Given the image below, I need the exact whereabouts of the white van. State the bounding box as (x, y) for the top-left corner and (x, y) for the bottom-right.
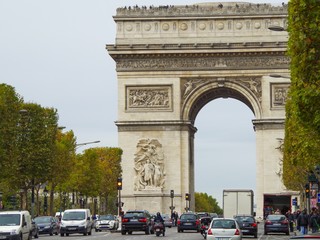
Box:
(0, 210), (32, 240)
(59, 209), (93, 236)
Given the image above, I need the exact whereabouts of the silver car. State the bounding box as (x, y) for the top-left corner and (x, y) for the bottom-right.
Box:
(207, 218), (242, 240)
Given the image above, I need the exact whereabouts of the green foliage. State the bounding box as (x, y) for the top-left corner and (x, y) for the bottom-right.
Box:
(195, 192), (222, 215)
(283, 0), (320, 192)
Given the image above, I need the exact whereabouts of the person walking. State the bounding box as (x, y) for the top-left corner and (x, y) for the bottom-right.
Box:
(309, 209), (320, 233)
(297, 209), (309, 235)
(286, 210), (295, 232)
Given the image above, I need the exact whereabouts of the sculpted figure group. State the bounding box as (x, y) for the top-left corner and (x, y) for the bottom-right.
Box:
(134, 139), (166, 191)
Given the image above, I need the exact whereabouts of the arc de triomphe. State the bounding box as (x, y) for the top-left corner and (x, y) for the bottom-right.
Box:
(107, 2), (293, 218)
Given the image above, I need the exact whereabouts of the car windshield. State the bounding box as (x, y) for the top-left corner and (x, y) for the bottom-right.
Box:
(235, 216), (254, 223)
(62, 212), (85, 220)
(267, 215), (286, 221)
(181, 214), (196, 220)
(124, 212), (144, 218)
(99, 215), (114, 220)
(34, 217), (51, 223)
(212, 220), (236, 229)
(0, 214), (20, 226)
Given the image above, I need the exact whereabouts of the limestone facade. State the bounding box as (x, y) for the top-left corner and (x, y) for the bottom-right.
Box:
(107, 2), (294, 218)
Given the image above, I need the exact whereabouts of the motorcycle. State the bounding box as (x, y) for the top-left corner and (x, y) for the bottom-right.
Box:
(154, 221), (165, 237)
(200, 217), (212, 239)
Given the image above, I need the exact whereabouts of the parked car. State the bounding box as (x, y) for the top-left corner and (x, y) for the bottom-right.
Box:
(264, 214), (289, 235)
(161, 214), (173, 228)
(95, 214), (119, 231)
(31, 220), (39, 238)
(177, 212), (201, 232)
(234, 215), (258, 238)
(34, 216), (59, 236)
(121, 210), (153, 235)
(206, 218), (242, 240)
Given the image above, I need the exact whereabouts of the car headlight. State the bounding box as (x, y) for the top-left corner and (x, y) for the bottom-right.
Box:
(44, 226), (50, 229)
(10, 229), (19, 235)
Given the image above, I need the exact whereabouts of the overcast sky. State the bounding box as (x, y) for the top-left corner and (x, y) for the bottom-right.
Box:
(0, 0), (288, 207)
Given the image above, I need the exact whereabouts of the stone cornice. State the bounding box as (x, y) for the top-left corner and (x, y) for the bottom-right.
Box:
(252, 118), (285, 130)
(116, 120), (197, 133)
(115, 3), (288, 18)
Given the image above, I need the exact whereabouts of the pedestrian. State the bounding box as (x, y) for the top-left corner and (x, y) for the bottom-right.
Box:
(309, 209), (320, 233)
(174, 211), (179, 226)
(286, 210), (295, 232)
(171, 211), (176, 226)
(297, 209), (309, 234)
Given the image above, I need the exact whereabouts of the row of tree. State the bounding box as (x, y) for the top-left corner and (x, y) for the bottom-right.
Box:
(282, 1), (320, 192)
(0, 83), (122, 215)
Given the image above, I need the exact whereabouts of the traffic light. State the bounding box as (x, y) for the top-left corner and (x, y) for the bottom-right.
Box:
(185, 193), (190, 201)
(170, 190), (174, 198)
(305, 184), (310, 198)
(117, 178), (122, 190)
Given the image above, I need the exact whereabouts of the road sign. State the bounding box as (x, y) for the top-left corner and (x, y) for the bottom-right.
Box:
(292, 198), (297, 206)
(317, 193), (320, 203)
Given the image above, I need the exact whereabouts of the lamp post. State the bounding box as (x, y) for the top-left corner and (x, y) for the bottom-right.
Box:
(43, 187), (48, 215)
(0, 192), (3, 210)
(76, 141), (100, 149)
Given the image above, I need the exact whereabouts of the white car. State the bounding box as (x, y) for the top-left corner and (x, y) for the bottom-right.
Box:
(206, 218), (242, 240)
(95, 214), (119, 231)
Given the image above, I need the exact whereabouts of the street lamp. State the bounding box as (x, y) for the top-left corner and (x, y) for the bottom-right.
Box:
(0, 192), (3, 210)
(76, 141), (100, 149)
(43, 187), (48, 215)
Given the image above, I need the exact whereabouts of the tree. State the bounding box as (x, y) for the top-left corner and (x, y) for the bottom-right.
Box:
(195, 192), (222, 215)
(0, 84), (23, 204)
(283, 0), (320, 191)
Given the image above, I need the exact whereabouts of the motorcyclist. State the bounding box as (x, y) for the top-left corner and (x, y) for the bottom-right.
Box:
(154, 212), (165, 232)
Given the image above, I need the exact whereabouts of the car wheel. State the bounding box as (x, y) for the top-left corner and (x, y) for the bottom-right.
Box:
(121, 230), (126, 235)
(128, 231), (132, 234)
(66, 233), (69, 236)
(50, 230), (53, 236)
(286, 231), (289, 235)
(264, 231), (268, 235)
(95, 228), (98, 232)
(145, 226), (150, 235)
(60, 233), (64, 237)
(254, 234), (258, 238)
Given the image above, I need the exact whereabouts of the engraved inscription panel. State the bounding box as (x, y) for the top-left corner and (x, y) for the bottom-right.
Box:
(126, 85), (172, 111)
(271, 83), (290, 108)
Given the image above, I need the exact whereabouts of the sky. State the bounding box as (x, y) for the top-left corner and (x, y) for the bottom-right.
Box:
(0, 0), (288, 207)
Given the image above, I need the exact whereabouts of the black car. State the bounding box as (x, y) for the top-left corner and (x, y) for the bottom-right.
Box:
(121, 210), (153, 235)
(177, 212), (201, 232)
(234, 215), (258, 238)
(264, 214), (289, 235)
(34, 216), (59, 236)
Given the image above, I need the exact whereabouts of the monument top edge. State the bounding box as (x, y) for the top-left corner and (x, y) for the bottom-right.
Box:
(115, 2), (288, 17)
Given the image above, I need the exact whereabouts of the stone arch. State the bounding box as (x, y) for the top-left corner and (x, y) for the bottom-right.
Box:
(181, 79), (262, 122)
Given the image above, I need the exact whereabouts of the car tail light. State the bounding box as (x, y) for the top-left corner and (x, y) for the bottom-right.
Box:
(122, 218), (129, 222)
(265, 220), (272, 225)
(281, 220), (289, 225)
(177, 219), (181, 225)
(207, 228), (212, 235)
(251, 223), (257, 227)
(139, 218), (147, 223)
(234, 228), (240, 235)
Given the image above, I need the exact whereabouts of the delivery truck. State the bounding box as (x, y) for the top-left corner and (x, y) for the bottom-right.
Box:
(223, 189), (254, 218)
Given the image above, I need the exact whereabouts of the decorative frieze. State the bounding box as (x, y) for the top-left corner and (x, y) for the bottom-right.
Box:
(134, 139), (166, 191)
(271, 83), (290, 108)
(126, 85), (172, 111)
(117, 55), (289, 72)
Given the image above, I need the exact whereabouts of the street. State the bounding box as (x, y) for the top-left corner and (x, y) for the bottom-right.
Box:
(35, 223), (296, 240)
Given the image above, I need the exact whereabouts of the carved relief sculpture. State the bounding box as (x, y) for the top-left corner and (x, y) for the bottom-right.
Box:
(134, 139), (166, 191)
(126, 85), (172, 111)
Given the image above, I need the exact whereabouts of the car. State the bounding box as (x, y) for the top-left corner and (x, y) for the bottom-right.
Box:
(95, 214), (119, 231)
(31, 220), (39, 238)
(34, 216), (59, 236)
(161, 214), (173, 228)
(60, 208), (93, 236)
(121, 210), (153, 235)
(264, 214), (289, 235)
(206, 218), (242, 240)
(234, 215), (258, 238)
(198, 212), (210, 218)
(0, 210), (33, 240)
(177, 212), (201, 232)
(209, 213), (219, 219)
